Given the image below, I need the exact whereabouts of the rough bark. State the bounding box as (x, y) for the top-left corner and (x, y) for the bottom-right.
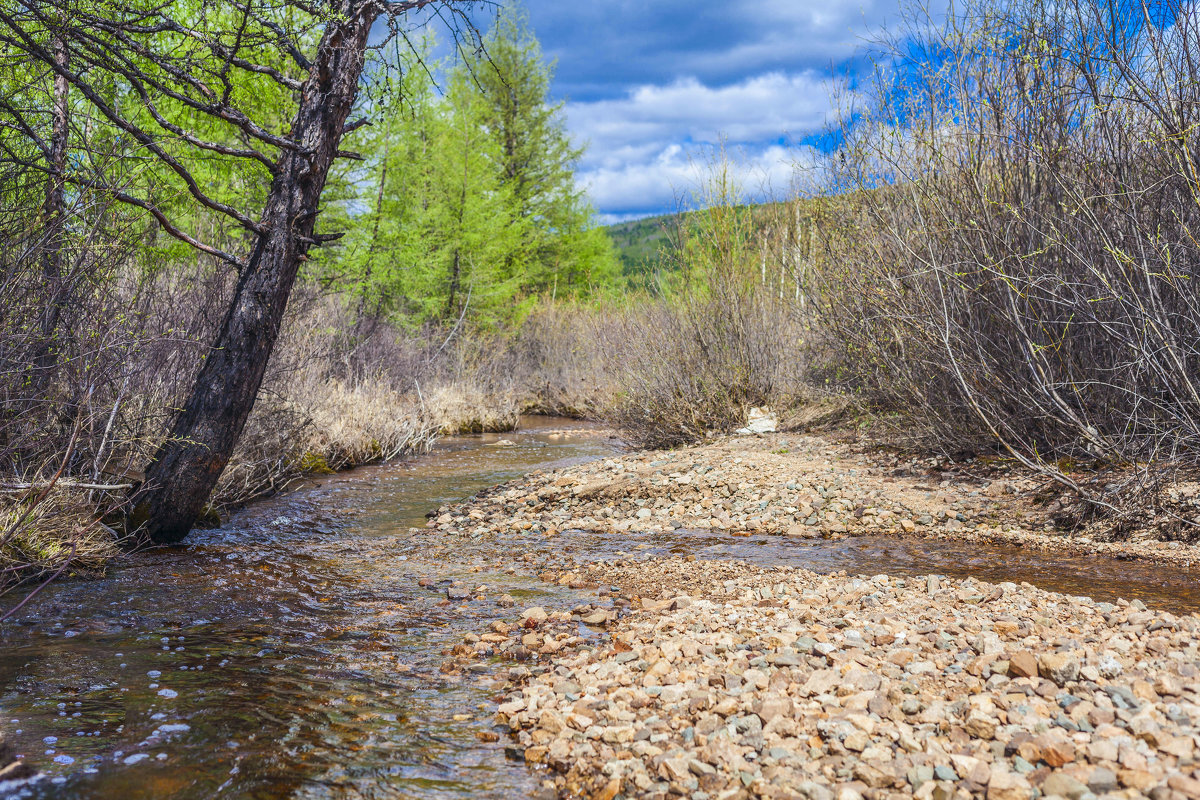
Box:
(134, 2), (377, 543)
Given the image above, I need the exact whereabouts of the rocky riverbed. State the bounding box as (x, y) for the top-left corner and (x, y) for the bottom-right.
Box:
(424, 432), (1200, 799)
(425, 432), (1200, 567)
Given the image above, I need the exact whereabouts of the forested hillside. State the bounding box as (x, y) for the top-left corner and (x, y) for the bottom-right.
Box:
(604, 213), (675, 283)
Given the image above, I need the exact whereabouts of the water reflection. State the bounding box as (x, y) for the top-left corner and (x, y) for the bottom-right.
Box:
(552, 528), (1200, 612)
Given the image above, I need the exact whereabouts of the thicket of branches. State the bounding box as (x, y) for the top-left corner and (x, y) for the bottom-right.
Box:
(811, 0), (1200, 518)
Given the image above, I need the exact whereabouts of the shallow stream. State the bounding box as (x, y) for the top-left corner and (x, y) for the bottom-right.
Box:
(2, 418), (1198, 799)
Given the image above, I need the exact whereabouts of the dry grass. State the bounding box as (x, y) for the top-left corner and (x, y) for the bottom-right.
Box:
(212, 376), (442, 509)
(422, 381), (520, 435)
(501, 303), (621, 418)
(0, 489), (122, 601)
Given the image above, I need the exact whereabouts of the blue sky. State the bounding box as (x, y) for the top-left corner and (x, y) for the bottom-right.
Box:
(476, 1), (902, 221)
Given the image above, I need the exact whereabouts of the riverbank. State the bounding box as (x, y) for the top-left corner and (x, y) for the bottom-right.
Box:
(0, 419), (620, 798)
(423, 431), (1200, 799)
(0, 382), (525, 597)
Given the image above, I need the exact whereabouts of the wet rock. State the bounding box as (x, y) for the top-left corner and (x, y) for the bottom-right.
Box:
(580, 610), (609, 625)
(520, 607), (548, 624)
(426, 432), (1200, 800)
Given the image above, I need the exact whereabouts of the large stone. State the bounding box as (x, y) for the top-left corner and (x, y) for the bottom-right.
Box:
(594, 778), (622, 800)
(1118, 769), (1158, 791)
(520, 607), (548, 624)
(988, 769), (1033, 800)
(1097, 653), (1123, 679)
(659, 755), (691, 782)
(1039, 737), (1076, 768)
(538, 709), (566, 734)
(1039, 652), (1080, 686)
(1042, 772), (1089, 800)
(852, 762), (895, 789)
(1087, 767), (1119, 795)
(965, 712), (998, 740)
(796, 782), (835, 800)
(756, 693), (793, 724)
(1169, 774), (1200, 799)
(1008, 651), (1038, 678)
(642, 658), (672, 686)
(736, 407), (778, 434)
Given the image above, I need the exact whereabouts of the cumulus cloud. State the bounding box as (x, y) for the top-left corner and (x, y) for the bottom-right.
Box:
(495, 0), (917, 217)
(583, 144), (818, 222)
(571, 72), (835, 158)
(521, 0), (901, 102)
(567, 72), (836, 218)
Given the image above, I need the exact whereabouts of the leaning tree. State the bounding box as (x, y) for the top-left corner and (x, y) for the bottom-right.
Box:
(0, 0), (485, 542)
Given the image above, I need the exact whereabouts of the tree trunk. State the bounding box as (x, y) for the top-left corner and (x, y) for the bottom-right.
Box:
(32, 34), (69, 391)
(134, 2), (376, 544)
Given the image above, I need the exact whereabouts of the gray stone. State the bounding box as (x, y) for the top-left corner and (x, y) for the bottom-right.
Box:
(933, 765), (958, 782)
(1042, 773), (1089, 800)
(1087, 768), (1119, 794)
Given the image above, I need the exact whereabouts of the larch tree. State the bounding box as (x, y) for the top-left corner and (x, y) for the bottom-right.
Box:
(463, 9), (616, 297)
(0, 0), (484, 543)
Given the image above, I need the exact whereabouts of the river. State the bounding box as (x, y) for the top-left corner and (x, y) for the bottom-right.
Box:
(2, 417), (1197, 799)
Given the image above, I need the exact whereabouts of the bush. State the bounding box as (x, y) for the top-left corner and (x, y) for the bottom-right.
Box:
(807, 0), (1200, 518)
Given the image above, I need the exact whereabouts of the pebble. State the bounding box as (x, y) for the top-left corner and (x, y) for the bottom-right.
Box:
(476, 555), (1200, 799)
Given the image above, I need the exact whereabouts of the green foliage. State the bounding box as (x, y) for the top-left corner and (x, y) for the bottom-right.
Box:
(605, 213), (676, 286)
(316, 9), (617, 330)
(604, 198), (821, 294)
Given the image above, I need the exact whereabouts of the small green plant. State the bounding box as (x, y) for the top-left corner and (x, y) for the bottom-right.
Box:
(296, 452), (334, 475)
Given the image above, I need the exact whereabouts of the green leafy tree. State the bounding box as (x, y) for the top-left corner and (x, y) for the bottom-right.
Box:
(458, 8), (617, 299)
(407, 62), (530, 325)
(324, 15), (615, 329)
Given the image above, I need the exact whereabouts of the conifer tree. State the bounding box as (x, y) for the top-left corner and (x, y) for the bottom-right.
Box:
(461, 8), (616, 298)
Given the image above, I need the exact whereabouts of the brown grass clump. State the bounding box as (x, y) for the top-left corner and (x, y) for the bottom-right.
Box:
(423, 382), (520, 435)
(0, 489), (122, 597)
(212, 376), (441, 509)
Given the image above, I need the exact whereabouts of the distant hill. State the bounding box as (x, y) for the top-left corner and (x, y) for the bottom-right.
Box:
(604, 213), (677, 284)
(604, 203), (799, 287)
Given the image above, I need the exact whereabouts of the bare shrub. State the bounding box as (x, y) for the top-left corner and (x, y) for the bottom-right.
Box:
(603, 293), (805, 448)
(598, 166), (811, 447)
(500, 302), (621, 418)
(812, 0), (1200, 525)
(0, 232), (520, 598)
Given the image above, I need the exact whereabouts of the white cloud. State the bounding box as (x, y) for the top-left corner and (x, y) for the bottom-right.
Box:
(570, 72), (836, 164)
(567, 71), (838, 216)
(581, 143), (816, 220)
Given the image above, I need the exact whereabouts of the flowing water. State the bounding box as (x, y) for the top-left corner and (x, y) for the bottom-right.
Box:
(2, 418), (1199, 799)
